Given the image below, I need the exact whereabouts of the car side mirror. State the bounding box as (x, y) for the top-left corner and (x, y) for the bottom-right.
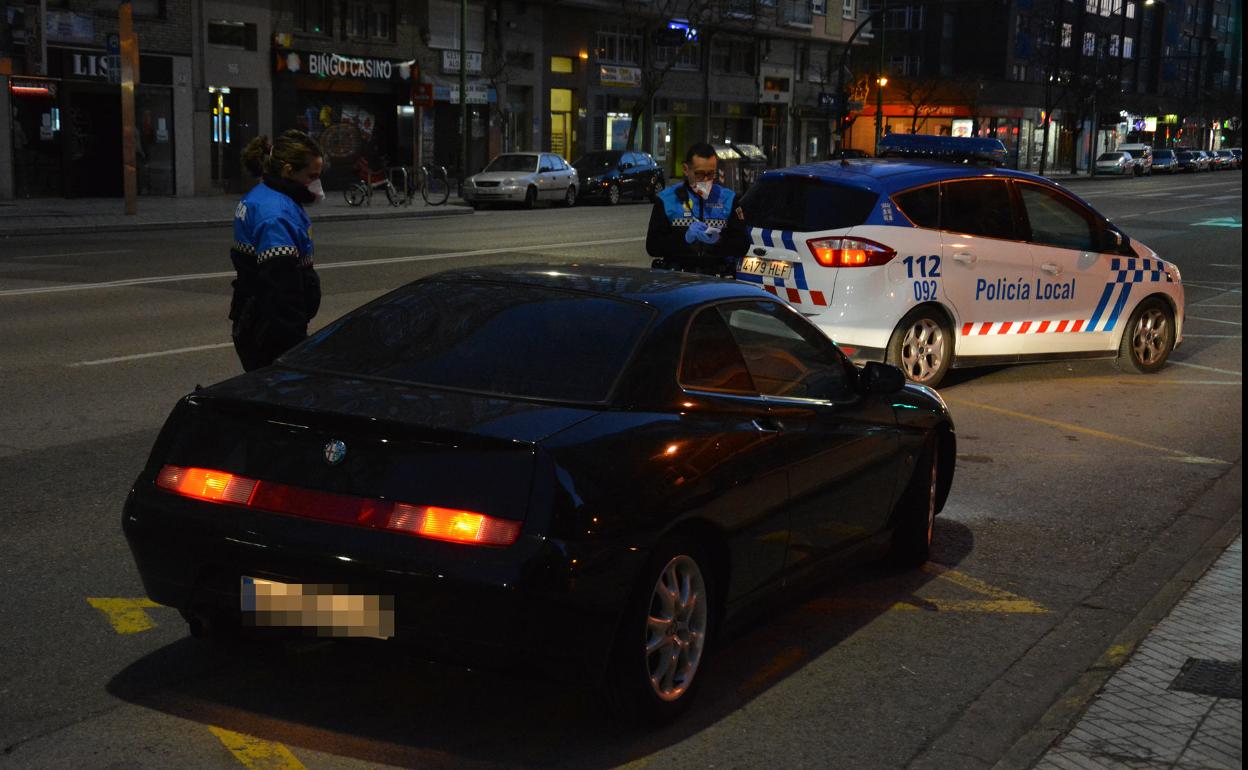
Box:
(1103, 228), (1128, 253)
(860, 361), (907, 395)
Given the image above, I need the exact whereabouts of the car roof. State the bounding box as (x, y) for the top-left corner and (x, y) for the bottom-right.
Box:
(425, 263), (772, 312)
(757, 159), (1065, 196)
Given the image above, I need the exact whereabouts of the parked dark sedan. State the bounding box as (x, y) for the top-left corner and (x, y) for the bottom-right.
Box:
(1174, 151), (1203, 172)
(573, 150), (665, 204)
(122, 265), (955, 723)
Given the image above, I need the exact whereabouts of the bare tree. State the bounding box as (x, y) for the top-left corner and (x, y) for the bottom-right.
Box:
(894, 75), (947, 134)
(616, 0), (720, 150)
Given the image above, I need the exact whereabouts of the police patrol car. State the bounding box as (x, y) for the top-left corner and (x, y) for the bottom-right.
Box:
(736, 135), (1184, 387)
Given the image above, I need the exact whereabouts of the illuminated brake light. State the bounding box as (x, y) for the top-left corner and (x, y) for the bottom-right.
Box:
(155, 465), (521, 547)
(389, 503), (521, 547)
(156, 465), (257, 505)
(807, 237), (897, 268)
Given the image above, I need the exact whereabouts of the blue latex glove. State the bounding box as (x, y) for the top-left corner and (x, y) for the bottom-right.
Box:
(696, 225), (721, 245)
(685, 220), (708, 244)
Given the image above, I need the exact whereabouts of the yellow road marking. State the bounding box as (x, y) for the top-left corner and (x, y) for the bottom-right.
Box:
(946, 397), (1230, 465)
(86, 597), (161, 634)
(209, 726), (307, 770)
(809, 564), (1050, 615)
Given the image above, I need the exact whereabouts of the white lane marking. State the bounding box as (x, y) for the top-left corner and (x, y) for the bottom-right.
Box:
(1183, 334), (1242, 339)
(1183, 281), (1242, 292)
(72, 342), (235, 366)
(1210, 195), (1242, 201)
(0, 236), (646, 298)
(1186, 315), (1242, 326)
(1168, 361), (1243, 376)
(1078, 180), (1241, 195)
(1115, 201), (1242, 220)
(6, 249), (134, 260)
(1209, 264), (1242, 269)
(1191, 303), (1242, 308)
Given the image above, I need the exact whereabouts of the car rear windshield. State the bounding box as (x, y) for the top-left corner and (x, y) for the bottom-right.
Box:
(1097, 153), (1124, 161)
(485, 155), (537, 172)
(573, 152), (621, 172)
(740, 176), (879, 233)
(1153, 150), (1175, 158)
(283, 280), (655, 403)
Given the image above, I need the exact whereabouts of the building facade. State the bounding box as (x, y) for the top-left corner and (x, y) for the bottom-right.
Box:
(2, 0), (194, 198)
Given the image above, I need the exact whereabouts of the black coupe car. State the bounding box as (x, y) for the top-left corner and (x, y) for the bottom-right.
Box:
(123, 265), (955, 723)
(573, 150), (665, 205)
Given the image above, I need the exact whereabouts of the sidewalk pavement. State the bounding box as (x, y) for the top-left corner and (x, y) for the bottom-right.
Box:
(0, 189), (471, 237)
(1033, 535), (1242, 770)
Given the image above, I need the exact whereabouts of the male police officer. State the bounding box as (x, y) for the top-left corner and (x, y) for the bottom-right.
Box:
(647, 142), (749, 276)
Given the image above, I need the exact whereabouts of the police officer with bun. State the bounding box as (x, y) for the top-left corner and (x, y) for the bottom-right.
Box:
(647, 142), (749, 277)
(230, 130), (325, 372)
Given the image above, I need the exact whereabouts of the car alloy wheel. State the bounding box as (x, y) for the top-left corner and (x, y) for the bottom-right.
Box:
(889, 439), (939, 567)
(1117, 297), (1174, 374)
(607, 184), (621, 205)
(645, 554), (708, 702)
(898, 317), (947, 385)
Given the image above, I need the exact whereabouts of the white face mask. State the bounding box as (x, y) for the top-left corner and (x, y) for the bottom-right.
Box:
(692, 180), (713, 199)
(305, 178), (325, 205)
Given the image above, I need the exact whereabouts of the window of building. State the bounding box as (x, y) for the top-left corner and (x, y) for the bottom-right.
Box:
(1098, 0), (1111, 15)
(1126, 1), (1135, 19)
(1123, 37), (1133, 58)
(712, 39), (755, 75)
(550, 56), (574, 74)
(345, 0), (394, 41)
(885, 5), (924, 30)
(1085, 0), (1098, 13)
(207, 20), (258, 51)
(1083, 31), (1096, 56)
(296, 0), (331, 35)
(429, 0), (485, 51)
(655, 41), (700, 71)
(1061, 22), (1073, 47)
(596, 26), (642, 65)
(1109, 34), (1119, 57)
(1111, 0), (1123, 14)
(506, 51), (535, 70)
(812, 0), (826, 15)
(843, 0), (855, 18)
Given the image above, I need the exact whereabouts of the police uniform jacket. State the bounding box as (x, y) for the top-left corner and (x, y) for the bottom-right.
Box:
(645, 181), (750, 271)
(229, 177), (322, 349)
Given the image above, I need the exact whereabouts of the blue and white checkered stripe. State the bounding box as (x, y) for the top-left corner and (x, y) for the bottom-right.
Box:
(1087, 257), (1173, 333)
(749, 227), (800, 253)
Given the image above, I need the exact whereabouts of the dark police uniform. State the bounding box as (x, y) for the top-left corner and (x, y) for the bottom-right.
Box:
(646, 181), (750, 276)
(229, 178), (321, 371)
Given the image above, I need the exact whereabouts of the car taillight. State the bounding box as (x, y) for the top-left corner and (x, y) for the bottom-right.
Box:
(155, 465), (521, 547)
(807, 237), (897, 268)
(390, 504), (522, 547)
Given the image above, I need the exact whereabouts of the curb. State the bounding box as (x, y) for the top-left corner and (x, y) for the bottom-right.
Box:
(989, 472), (1244, 770)
(0, 204), (474, 237)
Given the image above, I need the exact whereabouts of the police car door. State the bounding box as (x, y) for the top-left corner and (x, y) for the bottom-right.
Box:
(1014, 181), (1127, 354)
(938, 178), (1037, 357)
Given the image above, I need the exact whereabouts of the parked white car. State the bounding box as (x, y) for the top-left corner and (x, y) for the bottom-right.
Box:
(463, 152), (579, 209)
(1095, 151), (1136, 176)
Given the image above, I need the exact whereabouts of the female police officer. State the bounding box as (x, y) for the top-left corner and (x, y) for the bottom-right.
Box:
(230, 130), (325, 371)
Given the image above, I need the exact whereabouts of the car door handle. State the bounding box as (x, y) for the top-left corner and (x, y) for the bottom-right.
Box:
(1040, 263), (1062, 275)
(752, 417), (784, 433)
(952, 252), (976, 265)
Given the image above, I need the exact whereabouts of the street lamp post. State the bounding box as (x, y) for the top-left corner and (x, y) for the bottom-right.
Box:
(833, 6), (888, 151)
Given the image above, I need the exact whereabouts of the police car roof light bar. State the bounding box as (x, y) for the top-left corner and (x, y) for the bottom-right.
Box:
(876, 134), (1008, 166)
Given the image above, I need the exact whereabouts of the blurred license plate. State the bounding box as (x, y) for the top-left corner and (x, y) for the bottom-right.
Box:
(240, 576), (395, 639)
(738, 257), (792, 279)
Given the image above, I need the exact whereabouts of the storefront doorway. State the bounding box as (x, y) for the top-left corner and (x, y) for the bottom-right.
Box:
(550, 88), (572, 159)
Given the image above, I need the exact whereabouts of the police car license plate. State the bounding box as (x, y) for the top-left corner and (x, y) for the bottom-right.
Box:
(738, 257), (792, 280)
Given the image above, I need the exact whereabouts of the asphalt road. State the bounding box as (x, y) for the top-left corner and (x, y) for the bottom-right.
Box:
(0, 171), (1241, 770)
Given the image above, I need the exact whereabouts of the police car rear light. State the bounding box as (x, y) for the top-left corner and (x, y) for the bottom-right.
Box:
(155, 464), (520, 547)
(807, 237), (897, 268)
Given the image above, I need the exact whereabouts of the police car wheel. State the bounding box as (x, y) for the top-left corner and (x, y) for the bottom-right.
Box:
(1116, 297), (1174, 374)
(604, 538), (714, 724)
(888, 309), (952, 388)
(889, 438), (938, 569)
(607, 184), (621, 205)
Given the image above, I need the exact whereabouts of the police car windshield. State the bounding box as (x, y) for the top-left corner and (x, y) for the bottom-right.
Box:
(486, 155), (539, 173)
(740, 176), (879, 233)
(282, 280), (655, 404)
